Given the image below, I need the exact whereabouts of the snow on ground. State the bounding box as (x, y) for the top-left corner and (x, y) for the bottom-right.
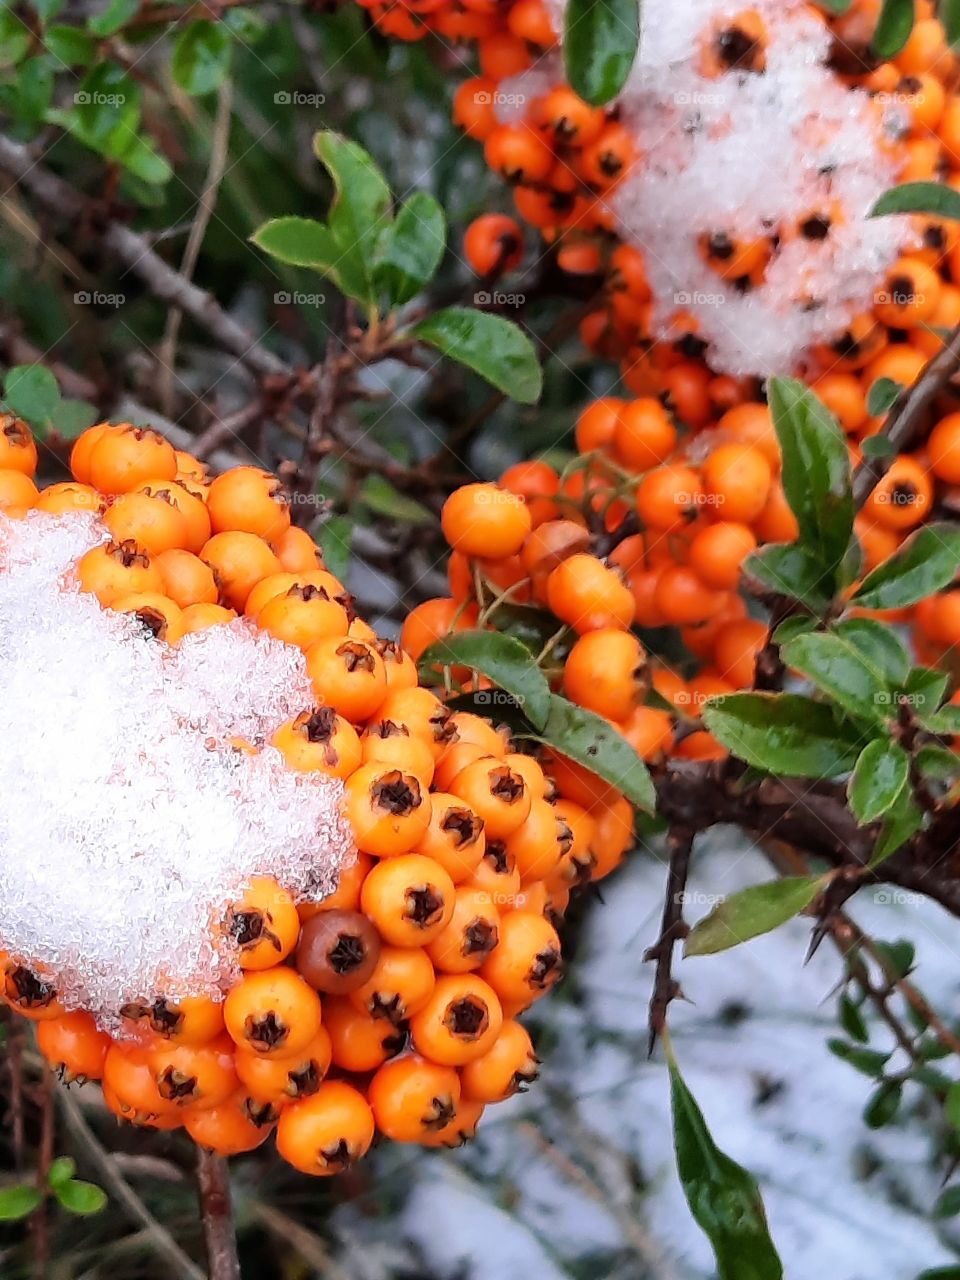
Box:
(331, 833), (960, 1279)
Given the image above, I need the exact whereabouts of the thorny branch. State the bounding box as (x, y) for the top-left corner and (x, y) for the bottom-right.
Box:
(643, 825), (694, 1054)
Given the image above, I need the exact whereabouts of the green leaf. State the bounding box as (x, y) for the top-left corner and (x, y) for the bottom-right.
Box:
(851, 524), (960, 610)
(49, 399), (98, 440)
(860, 434), (896, 459)
(684, 875), (826, 957)
(768, 378), (854, 587)
(418, 629), (552, 730)
(872, 0), (915, 56)
(15, 56), (54, 122)
(943, 0), (960, 46)
(317, 516), (351, 581)
(781, 631), (889, 725)
(838, 992), (869, 1043)
(172, 22), (231, 95)
(53, 1178), (107, 1216)
(115, 133), (172, 185)
(4, 364), (59, 426)
(0, 1185), (43, 1221)
(863, 1080), (902, 1128)
(87, 0), (139, 36)
(934, 1186), (960, 1218)
(314, 131), (392, 306)
(521, 694), (655, 811)
(872, 938), (915, 979)
(44, 25), (97, 64)
(251, 217), (340, 268)
(918, 1263), (960, 1277)
(871, 786), (923, 864)
(668, 1054), (783, 1280)
(744, 544), (831, 612)
(412, 308), (542, 404)
(816, 0), (851, 10)
(905, 665), (950, 725)
(0, 11), (32, 65)
(915, 744), (960, 779)
(359, 474), (431, 525)
(374, 192), (446, 307)
(772, 615), (817, 645)
(47, 1157), (75, 1189)
(866, 376), (902, 416)
(33, 0), (64, 21)
(703, 693), (866, 778)
(946, 1080), (960, 1131)
(564, 0), (640, 107)
(848, 740), (910, 824)
(871, 180), (960, 220)
(830, 617), (909, 686)
(826, 1038), (891, 1077)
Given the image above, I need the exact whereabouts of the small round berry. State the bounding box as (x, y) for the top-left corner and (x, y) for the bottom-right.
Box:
(368, 1054), (462, 1142)
(409, 974), (503, 1065)
(296, 910), (382, 995)
(441, 483), (532, 558)
(360, 854), (456, 947)
(276, 1082), (375, 1175)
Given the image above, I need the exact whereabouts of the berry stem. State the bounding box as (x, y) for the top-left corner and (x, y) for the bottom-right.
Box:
(196, 1149), (240, 1280)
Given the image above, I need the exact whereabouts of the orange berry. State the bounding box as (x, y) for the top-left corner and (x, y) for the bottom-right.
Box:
(360, 854), (456, 947)
(305, 637), (387, 721)
(37, 1011), (109, 1083)
(479, 911), (562, 1007)
(275, 525), (324, 573)
(121, 995), (224, 1046)
(0, 414), (37, 475)
(345, 764), (432, 856)
(180, 602), (236, 633)
(500, 459), (560, 526)
(409, 973), (503, 1065)
(111, 591), (185, 644)
(350, 945), (436, 1022)
(614, 398), (677, 470)
(276, 1082), (374, 1175)
(426, 884), (501, 973)
(103, 1044), (180, 1125)
(148, 1034), (238, 1111)
(88, 425), (177, 494)
(449, 757), (531, 840)
(929, 413), (960, 484)
(185, 1094), (273, 1154)
(464, 213), (524, 275)
(863, 456), (933, 530)
(636, 464), (703, 530)
(619, 704), (675, 761)
(258, 582), (349, 648)
(323, 997), (404, 1073)
(460, 1019), (539, 1103)
(701, 443), (772, 523)
(441, 482), (533, 558)
(272, 707), (362, 779)
(713, 618), (768, 687)
(484, 123), (554, 184)
(223, 968), (322, 1057)
(206, 466), (291, 541)
(200, 531), (281, 611)
(35, 481), (104, 517)
(226, 876), (301, 971)
(546, 553), (635, 632)
(0, 468), (38, 514)
(76, 539), (163, 606)
(368, 1054), (462, 1141)
(687, 521), (757, 589)
(235, 1029), (332, 1104)
(295, 909), (381, 995)
(563, 628), (647, 720)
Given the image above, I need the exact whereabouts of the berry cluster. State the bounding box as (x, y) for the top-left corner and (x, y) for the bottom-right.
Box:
(407, 377), (960, 768)
(0, 418), (636, 1174)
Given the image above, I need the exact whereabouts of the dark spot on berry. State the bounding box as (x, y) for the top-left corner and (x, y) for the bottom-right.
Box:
(407, 885), (445, 927)
(446, 995), (489, 1039)
(529, 946), (562, 990)
(157, 1068), (198, 1102)
(424, 1095), (457, 1131)
(245, 1011), (289, 1051)
(372, 772), (421, 816)
(442, 808), (484, 847)
(462, 919), (499, 957)
(800, 215), (830, 240)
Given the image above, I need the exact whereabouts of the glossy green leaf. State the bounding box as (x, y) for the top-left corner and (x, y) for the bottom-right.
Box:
(863, 1080), (902, 1128)
(521, 694), (655, 811)
(0, 11), (32, 65)
(50, 399), (99, 440)
(826, 1038), (891, 1077)
(0, 1185), (43, 1221)
(866, 376), (901, 416)
(419, 630), (552, 731)
(830, 617), (910, 686)
(374, 191), (446, 306)
(87, 0), (139, 36)
(171, 22), (231, 96)
(848, 739), (910, 824)
(565, 0), (640, 106)
(251, 217), (339, 267)
(872, 0), (915, 56)
(53, 1178), (107, 1216)
(772, 615), (817, 645)
(934, 1186), (960, 1218)
(412, 308), (542, 404)
(314, 131), (392, 305)
(317, 516), (351, 581)
(915, 744), (960, 778)
(782, 631), (889, 724)
(44, 25), (97, 64)
(768, 378), (854, 586)
(838, 993), (869, 1043)
(871, 180), (960, 219)
(47, 1157), (75, 1189)
(359, 474), (431, 524)
(744, 543), (831, 612)
(851, 524), (960, 610)
(871, 787), (924, 864)
(860, 434), (896, 459)
(684, 875), (826, 957)
(669, 1054), (783, 1280)
(4, 364), (59, 426)
(703, 693), (866, 778)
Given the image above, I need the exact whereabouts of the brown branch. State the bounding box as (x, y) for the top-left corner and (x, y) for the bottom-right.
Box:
(644, 824), (695, 1055)
(852, 319), (960, 506)
(197, 1148), (240, 1280)
(0, 132), (288, 381)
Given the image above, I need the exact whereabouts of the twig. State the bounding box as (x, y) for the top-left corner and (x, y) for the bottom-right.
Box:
(0, 132), (288, 380)
(852, 320), (960, 506)
(644, 824), (695, 1054)
(158, 78), (234, 415)
(192, 401), (262, 461)
(55, 1088), (205, 1280)
(197, 1147), (240, 1280)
